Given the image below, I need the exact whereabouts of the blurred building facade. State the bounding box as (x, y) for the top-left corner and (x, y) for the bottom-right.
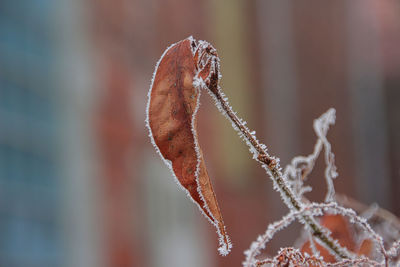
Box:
(0, 0), (63, 266)
(0, 1), (399, 267)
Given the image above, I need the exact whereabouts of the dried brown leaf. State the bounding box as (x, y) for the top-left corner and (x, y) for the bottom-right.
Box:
(301, 214), (375, 264)
(146, 37), (231, 255)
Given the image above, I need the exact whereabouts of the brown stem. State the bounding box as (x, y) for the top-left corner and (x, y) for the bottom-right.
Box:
(209, 86), (351, 260)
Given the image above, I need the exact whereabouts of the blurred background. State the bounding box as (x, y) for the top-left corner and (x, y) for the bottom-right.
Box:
(0, 0), (399, 266)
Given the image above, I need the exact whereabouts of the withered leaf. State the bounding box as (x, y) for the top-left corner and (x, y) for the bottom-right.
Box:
(301, 214), (373, 264)
(146, 37), (231, 255)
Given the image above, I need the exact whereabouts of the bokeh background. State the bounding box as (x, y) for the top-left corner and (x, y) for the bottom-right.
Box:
(0, 0), (399, 266)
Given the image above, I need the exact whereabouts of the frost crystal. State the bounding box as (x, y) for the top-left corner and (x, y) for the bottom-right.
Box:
(241, 109), (399, 266)
(284, 108), (338, 201)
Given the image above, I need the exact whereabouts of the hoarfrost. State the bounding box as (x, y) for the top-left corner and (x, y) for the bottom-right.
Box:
(145, 40), (190, 193)
(243, 202), (400, 266)
(388, 239), (400, 258)
(191, 39), (232, 256)
(243, 211), (297, 267)
(308, 231), (319, 256)
(284, 108), (338, 202)
(147, 38), (399, 266)
(239, 104), (397, 264)
(147, 37), (231, 256)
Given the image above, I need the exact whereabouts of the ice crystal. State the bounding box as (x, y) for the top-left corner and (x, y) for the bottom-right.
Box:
(284, 108), (337, 201)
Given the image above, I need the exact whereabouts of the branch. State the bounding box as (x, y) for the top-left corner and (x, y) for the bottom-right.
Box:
(203, 79), (351, 260)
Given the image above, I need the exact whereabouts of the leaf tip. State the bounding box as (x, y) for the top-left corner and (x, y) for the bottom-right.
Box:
(218, 237), (233, 256)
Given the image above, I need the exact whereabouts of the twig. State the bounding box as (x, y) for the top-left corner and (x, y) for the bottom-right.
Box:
(335, 194), (400, 231)
(205, 81), (351, 260)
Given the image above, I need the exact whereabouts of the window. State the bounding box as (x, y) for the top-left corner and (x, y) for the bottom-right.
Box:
(0, 1), (62, 266)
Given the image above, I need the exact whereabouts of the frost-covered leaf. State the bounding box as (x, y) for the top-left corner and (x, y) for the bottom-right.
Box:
(301, 215), (356, 263)
(301, 214), (374, 264)
(146, 37), (231, 255)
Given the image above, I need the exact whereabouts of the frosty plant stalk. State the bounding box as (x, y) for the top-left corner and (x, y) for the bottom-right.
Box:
(145, 36), (345, 258)
(203, 72), (351, 260)
(146, 37), (400, 266)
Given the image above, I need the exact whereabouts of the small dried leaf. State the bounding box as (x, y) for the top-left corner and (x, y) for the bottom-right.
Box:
(146, 37), (231, 255)
(301, 215), (356, 263)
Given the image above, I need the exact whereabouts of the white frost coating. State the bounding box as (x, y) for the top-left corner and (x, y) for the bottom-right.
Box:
(284, 108), (338, 202)
(254, 248), (326, 267)
(145, 39), (212, 219)
(146, 38), (181, 165)
(242, 203), (376, 266)
(304, 203), (389, 262)
(243, 205), (331, 266)
(308, 231), (319, 257)
(192, 75), (232, 256)
(192, 48), (264, 162)
(243, 211), (297, 267)
(314, 108), (338, 202)
(146, 37), (231, 256)
(145, 39), (199, 203)
(293, 225), (313, 251)
(326, 258), (382, 266)
(241, 108), (396, 266)
(192, 38), (269, 169)
(262, 164), (304, 212)
(205, 86), (262, 160)
(250, 252), (381, 267)
(388, 239), (400, 258)
(148, 39), (398, 266)
(191, 38), (233, 255)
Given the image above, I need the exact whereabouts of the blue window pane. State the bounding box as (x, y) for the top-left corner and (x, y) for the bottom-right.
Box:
(0, 216), (61, 266)
(0, 0), (63, 266)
